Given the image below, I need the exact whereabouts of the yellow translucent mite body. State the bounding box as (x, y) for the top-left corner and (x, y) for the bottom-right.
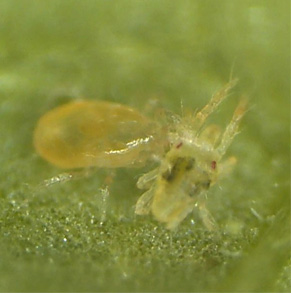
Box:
(34, 80), (247, 229)
(34, 100), (164, 169)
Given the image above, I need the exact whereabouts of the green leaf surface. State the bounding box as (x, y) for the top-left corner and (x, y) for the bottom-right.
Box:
(0, 0), (290, 292)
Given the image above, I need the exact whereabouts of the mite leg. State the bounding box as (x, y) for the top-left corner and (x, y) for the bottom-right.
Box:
(97, 170), (116, 224)
(216, 97), (248, 158)
(194, 79), (238, 130)
(197, 199), (217, 231)
(98, 185), (110, 225)
(37, 168), (94, 189)
(135, 165), (159, 216)
(135, 186), (155, 215)
(136, 168), (159, 190)
(163, 198), (196, 230)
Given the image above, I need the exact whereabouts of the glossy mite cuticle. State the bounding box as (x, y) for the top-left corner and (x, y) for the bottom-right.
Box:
(34, 100), (163, 169)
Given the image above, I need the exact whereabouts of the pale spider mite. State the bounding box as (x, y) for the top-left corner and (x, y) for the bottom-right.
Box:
(135, 79), (247, 230)
(33, 100), (166, 169)
(34, 80), (246, 230)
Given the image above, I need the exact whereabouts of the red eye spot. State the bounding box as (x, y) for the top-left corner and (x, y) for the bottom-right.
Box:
(176, 142), (183, 149)
(211, 161), (216, 170)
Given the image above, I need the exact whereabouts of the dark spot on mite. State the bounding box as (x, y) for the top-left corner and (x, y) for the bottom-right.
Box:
(185, 158), (195, 170)
(211, 160), (216, 170)
(161, 169), (174, 182)
(189, 179), (211, 197)
(201, 181), (211, 189)
(176, 142), (183, 149)
(189, 185), (198, 197)
(162, 157), (195, 182)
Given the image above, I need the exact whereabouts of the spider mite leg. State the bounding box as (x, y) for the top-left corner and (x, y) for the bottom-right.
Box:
(196, 197), (217, 231)
(38, 169), (93, 189)
(194, 78), (238, 130)
(135, 186), (156, 215)
(98, 185), (110, 225)
(217, 97), (248, 157)
(136, 167), (159, 190)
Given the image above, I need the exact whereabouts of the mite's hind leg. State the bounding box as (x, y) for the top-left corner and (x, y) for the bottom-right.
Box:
(216, 98), (248, 157)
(194, 79), (238, 130)
(37, 168), (94, 189)
(98, 185), (110, 225)
(97, 169), (117, 224)
(196, 197), (217, 231)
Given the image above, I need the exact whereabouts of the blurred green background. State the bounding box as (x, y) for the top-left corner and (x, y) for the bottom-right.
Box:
(0, 0), (290, 292)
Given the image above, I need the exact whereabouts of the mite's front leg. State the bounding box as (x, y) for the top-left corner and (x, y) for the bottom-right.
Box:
(194, 79), (238, 130)
(217, 98), (248, 157)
